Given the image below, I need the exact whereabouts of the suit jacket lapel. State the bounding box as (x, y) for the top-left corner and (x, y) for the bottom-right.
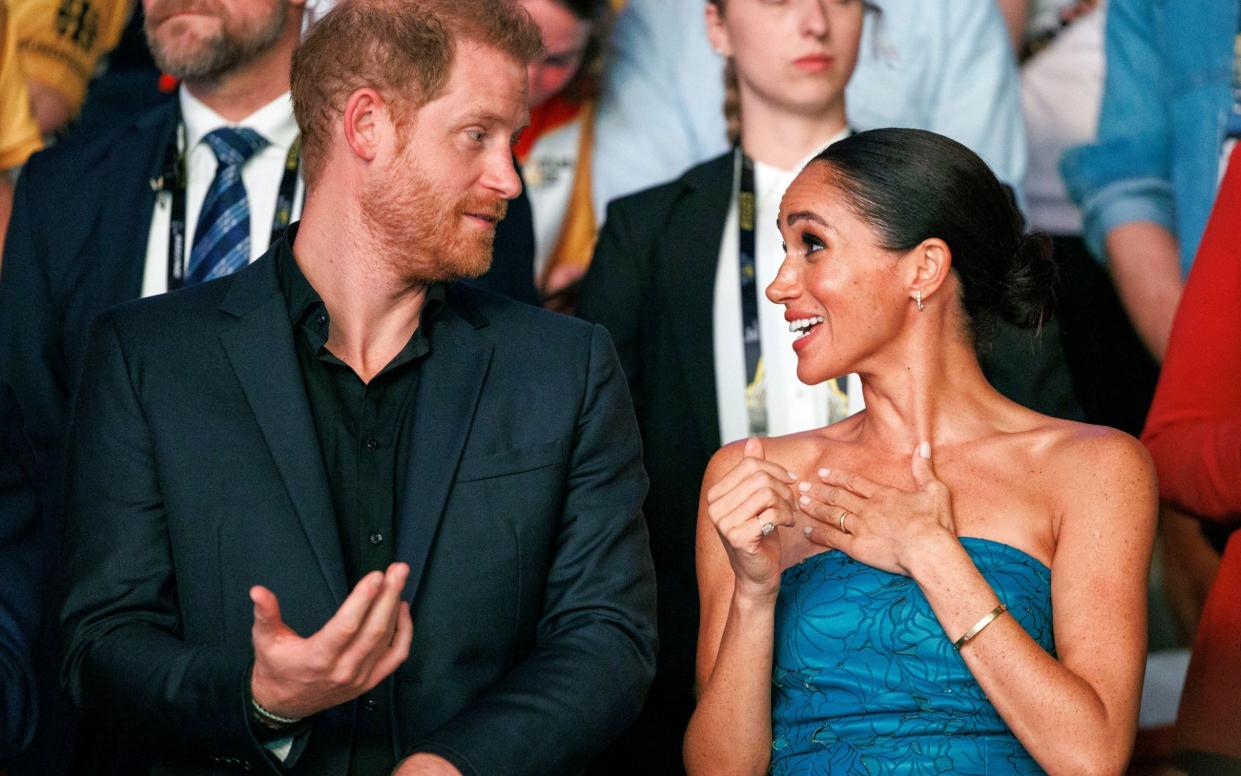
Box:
(96, 101), (179, 303)
(396, 293), (492, 604)
(659, 152), (734, 455)
(218, 256), (348, 603)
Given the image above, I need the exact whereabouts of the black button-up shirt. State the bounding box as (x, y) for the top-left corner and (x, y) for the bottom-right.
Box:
(277, 244), (443, 585)
(275, 237), (444, 773)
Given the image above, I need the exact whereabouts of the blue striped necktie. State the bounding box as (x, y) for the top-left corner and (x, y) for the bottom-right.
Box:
(186, 127), (270, 285)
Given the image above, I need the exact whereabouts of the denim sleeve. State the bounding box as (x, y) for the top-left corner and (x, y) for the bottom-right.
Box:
(1060, 0), (1175, 261)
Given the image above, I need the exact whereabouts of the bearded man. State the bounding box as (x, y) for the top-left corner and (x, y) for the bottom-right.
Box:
(56, 1), (657, 774)
(0, 0), (546, 771)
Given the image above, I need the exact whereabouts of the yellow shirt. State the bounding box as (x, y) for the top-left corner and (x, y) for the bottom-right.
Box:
(0, 3), (41, 169)
(10, 0), (130, 115)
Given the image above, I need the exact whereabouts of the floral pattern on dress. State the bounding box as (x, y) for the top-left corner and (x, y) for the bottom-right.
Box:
(771, 538), (1055, 775)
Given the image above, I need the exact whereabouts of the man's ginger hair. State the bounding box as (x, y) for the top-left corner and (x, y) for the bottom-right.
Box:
(291, 0), (543, 186)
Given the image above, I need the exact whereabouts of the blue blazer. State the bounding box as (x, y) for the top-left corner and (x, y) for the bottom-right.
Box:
(59, 246), (656, 775)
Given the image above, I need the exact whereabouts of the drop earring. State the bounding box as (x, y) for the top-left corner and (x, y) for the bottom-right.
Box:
(915, 290), (924, 312)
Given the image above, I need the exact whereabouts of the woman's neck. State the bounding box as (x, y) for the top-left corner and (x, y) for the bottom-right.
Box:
(851, 316), (1015, 457)
(738, 91), (847, 170)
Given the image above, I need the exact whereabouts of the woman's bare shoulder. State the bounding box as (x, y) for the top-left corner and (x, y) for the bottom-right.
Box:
(705, 416), (864, 485)
(1026, 418), (1153, 480)
(763, 423), (859, 478)
(1020, 419), (1157, 536)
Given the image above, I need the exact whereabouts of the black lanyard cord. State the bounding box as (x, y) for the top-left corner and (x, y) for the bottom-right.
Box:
(737, 147), (765, 436)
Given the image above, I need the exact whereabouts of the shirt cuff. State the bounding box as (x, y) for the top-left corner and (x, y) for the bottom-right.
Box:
(265, 736), (294, 762)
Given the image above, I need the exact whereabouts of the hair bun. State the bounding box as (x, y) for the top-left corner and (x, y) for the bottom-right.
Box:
(997, 233), (1057, 330)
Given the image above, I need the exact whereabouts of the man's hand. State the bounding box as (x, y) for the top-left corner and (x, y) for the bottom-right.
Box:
(392, 753), (463, 775)
(250, 562), (413, 720)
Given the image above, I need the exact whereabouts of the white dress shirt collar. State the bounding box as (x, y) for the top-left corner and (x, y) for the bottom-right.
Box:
(179, 87), (299, 151)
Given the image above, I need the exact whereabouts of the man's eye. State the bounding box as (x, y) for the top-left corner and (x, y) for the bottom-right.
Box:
(467, 129), (487, 143)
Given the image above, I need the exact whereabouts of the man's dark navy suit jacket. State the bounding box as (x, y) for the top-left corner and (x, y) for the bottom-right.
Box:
(58, 241), (657, 774)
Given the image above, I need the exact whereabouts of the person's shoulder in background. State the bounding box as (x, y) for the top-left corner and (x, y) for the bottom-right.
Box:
(0, 3), (40, 171)
(10, 0), (130, 134)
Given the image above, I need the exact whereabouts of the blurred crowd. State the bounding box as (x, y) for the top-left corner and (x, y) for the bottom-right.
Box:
(1, 0), (1238, 774)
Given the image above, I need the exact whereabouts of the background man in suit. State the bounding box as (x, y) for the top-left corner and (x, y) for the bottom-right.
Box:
(59, 1), (657, 774)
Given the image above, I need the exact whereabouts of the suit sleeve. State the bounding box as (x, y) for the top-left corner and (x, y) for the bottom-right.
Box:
(409, 325), (658, 776)
(1140, 152), (1241, 521)
(60, 312), (282, 773)
(0, 383), (40, 759)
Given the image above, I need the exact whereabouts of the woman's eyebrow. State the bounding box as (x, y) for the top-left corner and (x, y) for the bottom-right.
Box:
(782, 211), (834, 232)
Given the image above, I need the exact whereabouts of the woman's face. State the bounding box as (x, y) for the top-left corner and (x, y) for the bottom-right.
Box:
(707, 0), (864, 120)
(766, 163), (910, 385)
(520, 0), (594, 110)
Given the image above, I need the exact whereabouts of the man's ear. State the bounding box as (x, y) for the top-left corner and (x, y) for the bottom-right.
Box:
(907, 237), (952, 304)
(342, 88), (387, 164)
(704, 3), (733, 57)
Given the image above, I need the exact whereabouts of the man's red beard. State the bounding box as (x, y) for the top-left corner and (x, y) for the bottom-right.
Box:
(361, 166), (509, 284)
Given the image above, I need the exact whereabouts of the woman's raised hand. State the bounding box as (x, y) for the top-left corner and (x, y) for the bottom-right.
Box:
(797, 442), (957, 576)
(704, 437), (799, 599)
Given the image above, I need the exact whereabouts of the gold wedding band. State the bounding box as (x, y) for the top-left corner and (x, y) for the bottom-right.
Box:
(837, 510), (851, 534)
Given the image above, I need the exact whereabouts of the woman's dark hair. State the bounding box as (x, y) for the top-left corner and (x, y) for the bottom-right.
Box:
(810, 128), (1056, 341)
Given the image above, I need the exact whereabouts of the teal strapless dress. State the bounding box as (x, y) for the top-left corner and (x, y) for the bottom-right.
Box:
(771, 538), (1054, 775)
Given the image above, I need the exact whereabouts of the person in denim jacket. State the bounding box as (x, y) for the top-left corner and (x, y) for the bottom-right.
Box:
(1061, 0), (1239, 361)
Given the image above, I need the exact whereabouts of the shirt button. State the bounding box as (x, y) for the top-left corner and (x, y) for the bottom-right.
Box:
(369, 531), (384, 546)
(315, 312), (327, 327)
(366, 438), (380, 450)
(363, 697), (378, 712)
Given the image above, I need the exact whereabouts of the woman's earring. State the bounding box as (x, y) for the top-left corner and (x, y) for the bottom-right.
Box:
(915, 290), (924, 312)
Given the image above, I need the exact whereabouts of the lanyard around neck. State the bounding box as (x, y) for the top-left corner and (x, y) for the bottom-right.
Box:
(736, 147), (765, 436)
(159, 106), (301, 291)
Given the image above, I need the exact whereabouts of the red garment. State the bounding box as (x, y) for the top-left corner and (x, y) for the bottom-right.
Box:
(1173, 533), (1241, 760)
(513, 94), (581, 163)
(1142, 150), (1241, 519)
(1141, 149), (1241, 760)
